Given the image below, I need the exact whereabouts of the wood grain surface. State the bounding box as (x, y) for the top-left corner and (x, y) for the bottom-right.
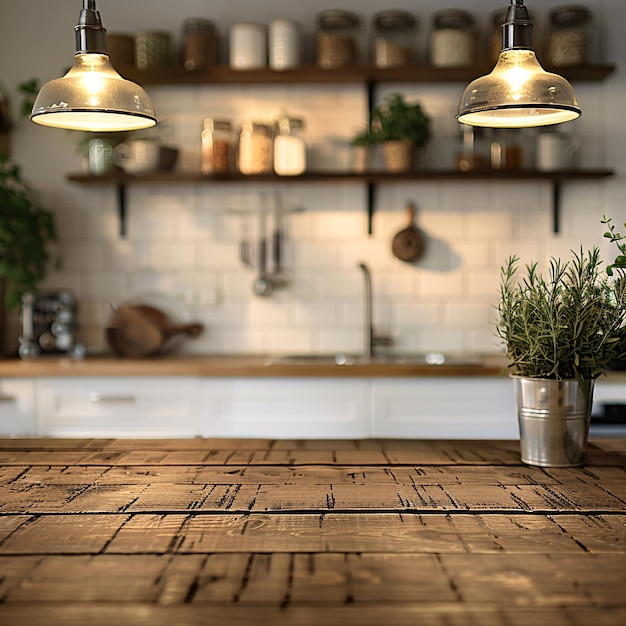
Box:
(0, 438), (623, 626)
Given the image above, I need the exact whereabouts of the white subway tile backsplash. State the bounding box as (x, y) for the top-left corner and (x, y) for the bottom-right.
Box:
(12, 1), (622, 359)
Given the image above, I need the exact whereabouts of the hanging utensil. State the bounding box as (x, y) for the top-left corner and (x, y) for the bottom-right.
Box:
(254, 209), (273, 297)
(391, 202), (425, 263)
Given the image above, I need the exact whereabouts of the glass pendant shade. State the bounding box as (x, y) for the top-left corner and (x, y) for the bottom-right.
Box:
(31, 53), (156, 132)
(457, 49), (581, 128)
(31, 0), (157, 132)
(457, 0), (581, 128)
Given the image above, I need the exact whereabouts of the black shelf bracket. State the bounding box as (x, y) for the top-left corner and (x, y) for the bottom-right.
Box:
(367, 182), (375, 235)
(117, 183), (127, 237)
(552, 181), (562, 234)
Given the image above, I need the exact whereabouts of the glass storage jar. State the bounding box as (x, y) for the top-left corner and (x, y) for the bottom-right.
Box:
(547, 5), (591, 67)
(430, 9), (476, 68)
(181, 18), (217, 70)
(371, 10), (417, 68)
(238, 122), (273, 175)
(202, 119), (233, 174)
(316, 10), (361, 69)
(274, 116), (306, 176)
(134, 31), (171, 70)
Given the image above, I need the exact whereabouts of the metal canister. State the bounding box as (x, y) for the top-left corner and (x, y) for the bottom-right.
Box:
(268, 19), (302, 70)
(316, 10), (361, 69)
(371, 10), (417, 68)
(181, 18), (217, 70)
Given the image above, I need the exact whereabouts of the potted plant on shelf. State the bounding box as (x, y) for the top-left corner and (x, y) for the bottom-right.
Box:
(371, 93), (431, 172)
(349, 123), (379, 172)
(0, 156), (57, 354)
(496, 216), (626, 467)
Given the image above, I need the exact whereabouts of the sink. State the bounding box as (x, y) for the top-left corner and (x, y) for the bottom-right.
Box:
(263, 353), (483, 367)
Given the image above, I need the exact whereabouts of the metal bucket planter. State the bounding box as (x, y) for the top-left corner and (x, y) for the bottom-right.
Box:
(382, 140), (414, 172)
(513, 376), (594, 467)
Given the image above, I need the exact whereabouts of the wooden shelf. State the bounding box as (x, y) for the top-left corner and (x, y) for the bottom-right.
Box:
(117, 63), (616, 86)
(68, 168), (615, 236)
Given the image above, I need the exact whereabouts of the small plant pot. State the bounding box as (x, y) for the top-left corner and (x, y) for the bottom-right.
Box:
(513, 376), (594, 467)
(382, 140), (414, 172)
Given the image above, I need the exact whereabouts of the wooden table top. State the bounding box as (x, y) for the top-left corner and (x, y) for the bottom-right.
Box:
(0, 438), (624, 626)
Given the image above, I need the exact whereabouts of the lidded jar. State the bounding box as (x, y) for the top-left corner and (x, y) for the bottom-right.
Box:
(430, 9), (476, 68)
(238, 121), (273, 175)
(202, 119), (233, 174)
(181, 18), (217, 70)
(274, 116), (306, 176)
(316, 10), (361, 69)
(547, 5), (592, 67)
(371, 10), (417, 68)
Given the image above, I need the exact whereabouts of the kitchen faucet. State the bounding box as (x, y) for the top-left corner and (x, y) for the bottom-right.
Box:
(358, 262), (393, 359)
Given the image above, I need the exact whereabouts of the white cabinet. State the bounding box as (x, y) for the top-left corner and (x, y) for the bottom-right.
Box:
(203, 378), (370, 438)
(0, 380), (36, 437)
(371, 377), (518, 439)
(35, 377), (203, 438)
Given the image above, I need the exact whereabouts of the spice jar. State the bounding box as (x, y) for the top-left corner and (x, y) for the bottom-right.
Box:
(181, 18), (217, 70)
(238, 122), (273, 175)
(371, 10), (417, 68)
(456, 124), (489, 172)
(316, 10), (361, 69)
(274, 116), (306, 176)
(430, 10), (476, 68)
(202, 119), (233, 174)
(547, 5), (591, 67)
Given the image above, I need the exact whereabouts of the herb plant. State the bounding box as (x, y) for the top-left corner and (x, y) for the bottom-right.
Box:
(371, 93), (431, 148)
(497, 221), (626, 388)
(0, 156), (57, 308)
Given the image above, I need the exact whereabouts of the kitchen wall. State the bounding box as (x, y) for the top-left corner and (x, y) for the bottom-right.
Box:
(0, 0), (624, 357)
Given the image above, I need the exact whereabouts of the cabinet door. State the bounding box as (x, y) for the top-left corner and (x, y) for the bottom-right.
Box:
(203, 378), (370, 438)
(372, 377), (518, 439)
(0, 380), (36, 437)
(36, 377), (202, 438)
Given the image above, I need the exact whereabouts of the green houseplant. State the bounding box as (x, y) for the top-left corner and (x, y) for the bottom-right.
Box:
(496, 216), (626, 467)
(0, 156), (57, 310)
(371, 93), (431, 172)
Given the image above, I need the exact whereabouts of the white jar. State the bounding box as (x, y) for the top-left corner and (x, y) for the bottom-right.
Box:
(238, 122), (273, 175)
(269, 19), (302, 70)
(274, 117), (306, 176)
(229, 23), (267, 69)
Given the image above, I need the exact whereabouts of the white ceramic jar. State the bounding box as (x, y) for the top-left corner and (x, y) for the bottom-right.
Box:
(229, 23), (267, 69)
(268, 19), (302, 70)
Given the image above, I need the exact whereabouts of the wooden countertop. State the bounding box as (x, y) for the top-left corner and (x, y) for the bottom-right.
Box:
(0, 353), (514, 378)
(0, 437), (623, 625)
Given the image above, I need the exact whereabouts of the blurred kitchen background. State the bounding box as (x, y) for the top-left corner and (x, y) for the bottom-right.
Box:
(0, 0), (623, 358)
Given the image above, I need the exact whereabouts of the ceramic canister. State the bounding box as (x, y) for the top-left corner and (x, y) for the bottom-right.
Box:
(229, 23), (267, 69)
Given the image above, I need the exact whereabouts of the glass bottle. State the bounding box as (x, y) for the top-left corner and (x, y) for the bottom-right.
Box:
(181, 18), (217, 71)
(202, 119), (233, 174)
(547, 5), (592, 67)
(316, 10), (361, 69)
(430, 10), (476, 68)
(371, 10), (417, 68)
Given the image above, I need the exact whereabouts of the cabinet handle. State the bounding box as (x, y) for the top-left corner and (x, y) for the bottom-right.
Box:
(0, 395), (16, 403)
(89, 393), (137, 404)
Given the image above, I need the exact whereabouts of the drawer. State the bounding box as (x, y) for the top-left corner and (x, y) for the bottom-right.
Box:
(0, 380), (36, 437)
(36, 377), (202, 437)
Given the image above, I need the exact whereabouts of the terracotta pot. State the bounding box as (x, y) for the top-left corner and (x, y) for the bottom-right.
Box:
(382, 140), (414, 172)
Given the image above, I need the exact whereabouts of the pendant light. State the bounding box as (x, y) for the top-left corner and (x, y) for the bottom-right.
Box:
(457, 0), (581, 128)
(31, 0), (156, 132)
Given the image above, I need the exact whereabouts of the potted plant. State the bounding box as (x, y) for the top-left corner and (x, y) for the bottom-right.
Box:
(371, 93), (431, 172)
(349, 123), (379, 172)
(0, 156), (57, 353)
(496, 216), (626, 467)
